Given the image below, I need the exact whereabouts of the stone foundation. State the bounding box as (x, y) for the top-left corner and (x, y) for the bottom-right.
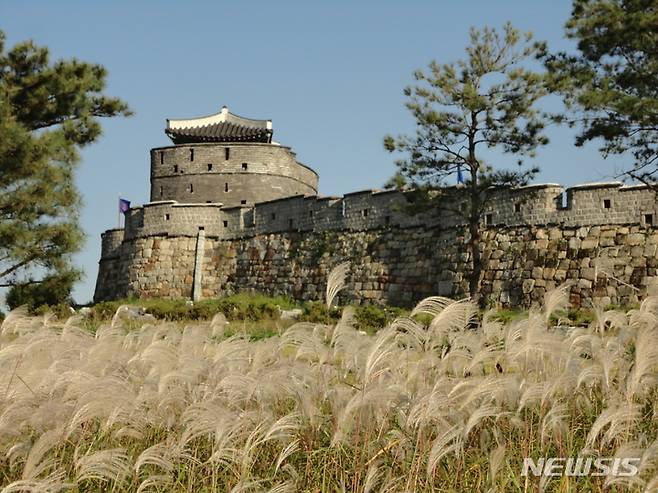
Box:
(94, 222), (657, 308)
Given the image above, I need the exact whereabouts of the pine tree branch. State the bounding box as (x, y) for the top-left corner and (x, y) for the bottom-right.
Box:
(0, 256), (38, 281)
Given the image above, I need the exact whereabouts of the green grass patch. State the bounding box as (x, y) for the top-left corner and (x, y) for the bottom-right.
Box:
(91, 292), (298, 323)
(488, 307), (527, 324)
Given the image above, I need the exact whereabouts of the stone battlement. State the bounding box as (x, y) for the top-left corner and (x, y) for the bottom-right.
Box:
(103, 181), (657, 248)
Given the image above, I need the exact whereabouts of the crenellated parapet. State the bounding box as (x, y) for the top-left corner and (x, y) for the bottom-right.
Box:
(114, 181), (657, 243)
(484, 182), (657, 227)
(100, 228), (125, 258)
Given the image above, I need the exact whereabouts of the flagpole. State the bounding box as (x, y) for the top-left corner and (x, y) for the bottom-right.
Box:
(117, 194), (121, 229)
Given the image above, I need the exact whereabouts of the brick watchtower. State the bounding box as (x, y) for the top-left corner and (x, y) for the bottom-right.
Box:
(149, 106), (318, 207)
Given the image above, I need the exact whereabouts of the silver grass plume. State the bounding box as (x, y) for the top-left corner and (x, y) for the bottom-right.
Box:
(543, 284), (571, 322)
(410, 296), (453, 319)
(1, 470), (69, 493)
(427, 422), (464, 477)
(488, 443), (506, 490)
(585, 403), (643, 450)
(326, 262), (350, 308)
(22, 427), (65, 481)
(75, 448), (131, 484)
(363, 462), (383, 493)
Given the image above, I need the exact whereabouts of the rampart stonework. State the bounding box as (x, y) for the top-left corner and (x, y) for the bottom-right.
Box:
(95, 107), (658, 308)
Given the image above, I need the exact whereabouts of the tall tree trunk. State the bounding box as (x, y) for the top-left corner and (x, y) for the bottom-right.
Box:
(467, 125), (483, 305)
(468, 215), (482, 305)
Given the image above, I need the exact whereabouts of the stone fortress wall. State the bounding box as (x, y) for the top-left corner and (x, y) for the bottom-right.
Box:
(94, 106), (658, 308)
(95, 181), (658, 308)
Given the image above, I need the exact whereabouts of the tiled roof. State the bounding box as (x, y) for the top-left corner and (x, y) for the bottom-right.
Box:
(165, 122), (272, 144)
(165, 106), (273, 144)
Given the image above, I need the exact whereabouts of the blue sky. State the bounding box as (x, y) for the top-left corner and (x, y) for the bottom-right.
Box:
(2, 1), (631, 303)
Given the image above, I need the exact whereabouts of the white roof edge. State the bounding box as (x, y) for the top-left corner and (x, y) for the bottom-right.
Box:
(167, 106), (270, 130)
(568, 181), (624, 190)
(620, 183), (651, 190)
(142, 200), (177, 207)
(172, 202), (224, 208)
(142, 200), (225, 208)
(516, 183), (563, 190)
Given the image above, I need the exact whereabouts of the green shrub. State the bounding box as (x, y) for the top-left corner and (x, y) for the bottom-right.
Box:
(89, 292), (300, 322)
(299, 301), (342, 323)
(603, 302), (640, 312)
(299, 302), (407, 330)
(548, 308), (595, 327)
(488, 308), (527, 324)
(566, 308), (595, 326)
(6, 273), (75, 311)
(354, 304), (407, 331)
(91, 300), (125, 319)
(32, 303), (75, 319)
(247, 325), (279, 341)
(411, 312), (434, 326)
(194, 293), (296, 321)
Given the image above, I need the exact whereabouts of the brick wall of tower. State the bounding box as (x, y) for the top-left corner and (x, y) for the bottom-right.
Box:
(149, 143), (318, 206)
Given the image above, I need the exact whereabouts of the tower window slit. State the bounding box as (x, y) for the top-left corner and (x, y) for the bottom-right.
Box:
(208, 163), (213, 171)
(225, 182), (229, 192)
(225, 147), (230, 160)
(242, 163), (248, 170)
(160, 152), (164, 164)
(190, 148), (194, 161)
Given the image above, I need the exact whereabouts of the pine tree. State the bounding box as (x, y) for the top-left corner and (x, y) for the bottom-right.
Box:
(384, 23), (549, 303)
(546, 0), (658, 183)
(0, 31), (131, 301)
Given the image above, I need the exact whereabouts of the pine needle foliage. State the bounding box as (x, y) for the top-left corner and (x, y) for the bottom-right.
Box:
(545, 0), (658, 184)
(0, 30), (130, 295)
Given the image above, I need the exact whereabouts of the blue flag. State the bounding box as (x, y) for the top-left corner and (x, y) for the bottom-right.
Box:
(119, 198), (131, 214)
(457, 165), (464, 184)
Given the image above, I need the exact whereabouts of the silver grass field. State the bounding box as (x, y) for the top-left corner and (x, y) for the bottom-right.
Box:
(1, 268), (658, 492)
